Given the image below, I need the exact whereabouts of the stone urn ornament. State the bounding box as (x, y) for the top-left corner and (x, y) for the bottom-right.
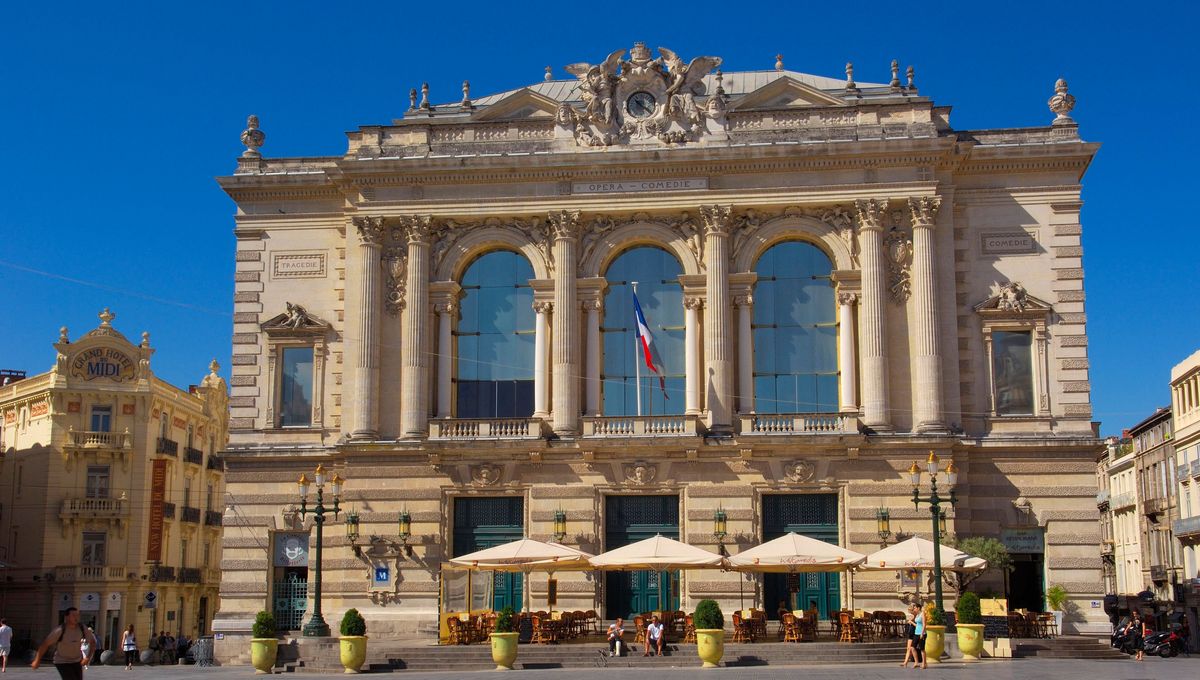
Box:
(241, 114), (266, 157)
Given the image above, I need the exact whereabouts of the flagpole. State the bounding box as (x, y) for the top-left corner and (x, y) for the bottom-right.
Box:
(632, 281), (642, 417)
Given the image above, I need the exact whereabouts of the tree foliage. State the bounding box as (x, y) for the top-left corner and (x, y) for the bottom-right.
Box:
(943, 536), (1013, 594)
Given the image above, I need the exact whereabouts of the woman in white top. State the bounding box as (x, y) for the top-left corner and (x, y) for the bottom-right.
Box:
(121, 625), (138, 670)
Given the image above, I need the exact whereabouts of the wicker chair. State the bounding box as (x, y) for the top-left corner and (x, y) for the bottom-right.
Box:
(683, 614), (696, 643)
(837, 611), (860, 643)
(731, 612), (752, 643)
(782, 613), (801, 643)
(446, 617), (470, 645)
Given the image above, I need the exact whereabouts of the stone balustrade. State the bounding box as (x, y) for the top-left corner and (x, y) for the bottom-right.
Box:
(428, 418), (547, 440)
(582, 415), (700, 437)
(738, 413), (858, 435)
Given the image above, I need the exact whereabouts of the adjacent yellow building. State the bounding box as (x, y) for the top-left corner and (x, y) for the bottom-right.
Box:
(0, 309), (227, 654)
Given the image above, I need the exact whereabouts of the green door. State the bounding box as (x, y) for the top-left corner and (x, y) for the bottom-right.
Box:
(604, 495), (680, 619)
(453, 496), (524, 611)
(761, 494), (841, 620)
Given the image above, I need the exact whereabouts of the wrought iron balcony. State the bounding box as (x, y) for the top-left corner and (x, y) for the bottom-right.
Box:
(429, 417), (548, 440)
(149, 565), (175, 582)
(60, 497), (128, 520)
(181, 506), (201, 523)
(1150, 565), (1168, 582)
(1110, 492), (1136, 511)
(738, 412), (859, 435)
(1100, 540), (1115, 556)
(1192, 460), (1200, 478)
(156, 437), (179, 457)
(1173, 516), (1200, 538)
(162, 501), (176, 519)
(66, 428), (133, 450)
(204, 510), (223, 527)
(1096, 490), (1110, 508)
(1179, 465), (1191, 484)
(1144, 496), (1171, 516)
(184, 447), (203, 465)
(177, 567), (203, 584)
(582, 414), (703, 437)
(53, 565), (127, 582)
(207, 455), (224, 471)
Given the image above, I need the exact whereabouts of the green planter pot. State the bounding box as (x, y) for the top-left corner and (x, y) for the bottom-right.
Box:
(490, 632), (519, 670)
(695, 629), (725, 668)
(250, 638), (278, 675)
(339, 635), (368, 674)
(924, 626), (946, 664)
(956, 624), (984, 661)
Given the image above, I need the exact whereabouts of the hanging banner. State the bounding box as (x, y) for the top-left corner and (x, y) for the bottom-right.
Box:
(147, 459), (167, 561)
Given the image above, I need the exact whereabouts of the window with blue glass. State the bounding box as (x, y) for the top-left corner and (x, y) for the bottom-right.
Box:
(455, 250), (536, 418)
(90, 405), (112, 432)
(279, 347), (314, 427)
(602, 247), (685, 415)
(752, 241), (838, 413)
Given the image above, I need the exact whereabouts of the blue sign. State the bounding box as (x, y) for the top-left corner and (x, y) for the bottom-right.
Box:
(374, 567), (389, 584)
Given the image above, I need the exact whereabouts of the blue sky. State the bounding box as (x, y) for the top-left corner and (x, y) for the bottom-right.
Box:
(1, 1), (1196, 434)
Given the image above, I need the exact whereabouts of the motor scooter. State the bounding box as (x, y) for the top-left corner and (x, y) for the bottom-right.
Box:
(1143, 628), (1184, 658)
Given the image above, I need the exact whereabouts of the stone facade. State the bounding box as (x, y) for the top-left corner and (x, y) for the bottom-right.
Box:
(211, 45), (1106, 659)
(1171, 350), (1200, 647)
(0, 310), (228, 653)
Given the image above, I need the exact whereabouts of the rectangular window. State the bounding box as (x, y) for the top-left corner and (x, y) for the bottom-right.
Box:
(203, 541), (211, 567)
(86, 466), (110, 499)
(279, 347), (315, 427)
(206, 483), (215, 512)
(181, 538), (189, 567)
(992, 331), (1034, 415)
(183, 477), (192, 507)
(90, 406), (112, 432)
(82, 532), (106, 565)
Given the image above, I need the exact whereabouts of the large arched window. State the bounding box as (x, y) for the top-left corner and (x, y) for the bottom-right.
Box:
(455, 251), (535, 418)
(752, 241), (838, 413)
(602, 247), (685, 415)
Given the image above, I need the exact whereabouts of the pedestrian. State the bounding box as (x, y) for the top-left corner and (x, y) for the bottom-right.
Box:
(1130, 611), (1145, 661)
(606, 617), (625, 657)
(80, 628), (92, 674)
(899, 605), (917, 667)
(912, 603), (927, 670)
(0, 618), (12, 673)
(30, 607), (99, 680)
(164, 631), (176, 665)
(121, 624), (138, 670)
(1180, 615), (1191, 657)
(644, 615), (664, 656)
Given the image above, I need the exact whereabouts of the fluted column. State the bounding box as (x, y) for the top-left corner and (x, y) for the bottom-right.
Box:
(684, 297), (702, 415)
(549, 210), (581, 435)
(701, 205), (733, 432)
(400, 215), (433, 437)
(584, 299), (602, 416)
(534, 300), (552, 419)
(735, 294), (754, 414)
(909, 196), (946, 432)
(350, 216), (384, 440)
(837, 292), (859, 413)
(855, 199), (891, 431)
(435, 301), (455, 418)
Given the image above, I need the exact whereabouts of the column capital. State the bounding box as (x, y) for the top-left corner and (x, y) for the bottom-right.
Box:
(684, 296), (705, 310)
(581, 298), (602, 313)
(400, 215), (435, 245)
(352, 215), (387, 246)
(548, 209), (582, 240)
(699, 204), (734, 235)
(733, 294), (754, 308)
(837, 291), (859, 306)
(434, 301), (458, 316)
(908, 196), (942, 228)
(854, 199), (890, 232)
(534, 300), (554, 314)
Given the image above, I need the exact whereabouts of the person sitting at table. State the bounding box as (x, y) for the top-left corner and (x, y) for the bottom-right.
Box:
(644, 616), (665, 657)
(807, 600), (819, 620)
(607, 617), (626, 656)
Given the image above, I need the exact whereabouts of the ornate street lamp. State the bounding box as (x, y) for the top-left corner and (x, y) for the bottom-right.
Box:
(397, 509), (412, 557)
(875, 507), (892, 546)
(553, 508), (567, 543)
(713, 507), (728, 555)
(907, 452), (958, 613)
(345, 511), (361, 555)
(297, 464), (344, 637)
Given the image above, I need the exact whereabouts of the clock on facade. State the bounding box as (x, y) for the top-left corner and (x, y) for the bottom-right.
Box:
(626, 91), (657, 119)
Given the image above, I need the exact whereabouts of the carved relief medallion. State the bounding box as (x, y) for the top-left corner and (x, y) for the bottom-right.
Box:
(623, 461), (658, 485)
(471, 463), (502, 487)
(783, 459), (816, 483)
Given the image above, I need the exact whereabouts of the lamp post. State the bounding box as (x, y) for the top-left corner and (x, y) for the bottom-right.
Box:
(297, 464), (344, 637)
(345, 511), (361, 555)
(875, 507), (891, 547)
(397, 509), (412, 557)
(713, 507), (728, 555)
(907, 452), (957, 613)
(553, 508), (567, 543)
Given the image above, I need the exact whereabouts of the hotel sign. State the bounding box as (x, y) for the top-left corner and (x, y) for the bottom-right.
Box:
(70, 347), (136, 382)
(571, 177), (708, 194)
(147, 460), (167, 562)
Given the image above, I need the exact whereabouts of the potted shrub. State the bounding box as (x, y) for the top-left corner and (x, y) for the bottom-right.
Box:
(924, 604), (947, 664)
(693, 599), (725, 669)
(1046, 584), (1068, 635)
(490, 606), (519, 671)
(250, 610), (278, 675)
(339, 608), (368, 674)
(955, 593), (984, 661)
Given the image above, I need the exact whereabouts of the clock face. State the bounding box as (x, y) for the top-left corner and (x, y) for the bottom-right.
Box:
(626, 91), (657, 119)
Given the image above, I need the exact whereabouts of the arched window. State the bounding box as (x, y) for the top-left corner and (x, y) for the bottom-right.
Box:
(455, 250), (536, 418)
(602, 247), (685, 415)
(752, 241), (838, 413)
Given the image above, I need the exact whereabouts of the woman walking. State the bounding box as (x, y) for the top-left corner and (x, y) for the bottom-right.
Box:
(900, 605), (918, 667)
(912, 604), (928, 670)
(121, 625), (138, 670)
(1130, 612), (1146, 661)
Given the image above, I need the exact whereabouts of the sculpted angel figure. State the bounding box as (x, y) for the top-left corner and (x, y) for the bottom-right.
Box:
(284, 302), (312, 329)
(658, 47), (721, 115)
(566, 48), (625, 127)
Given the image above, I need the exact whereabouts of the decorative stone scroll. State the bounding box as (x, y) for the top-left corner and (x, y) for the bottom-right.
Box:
(382, 248), (407, 315)
(883, 226), (913, 304)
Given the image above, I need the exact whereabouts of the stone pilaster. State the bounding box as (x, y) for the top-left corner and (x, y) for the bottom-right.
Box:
(583, 298), (602, 416)
(701, 205), (733, 432)
(909, 196), (946, 432)
(430, 283), (461, 420)
(549, 210), (581, 435)
(837, 292), (859, 413)
(400, 215), (433, 437)
(855, 199), (891, 431)
(350, 216), (385, 440)
(534, 300), (553, 419)
(684, 296), (702, 416)
(735, 295), (754, 414)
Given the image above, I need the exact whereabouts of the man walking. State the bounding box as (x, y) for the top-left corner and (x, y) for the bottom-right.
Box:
(31, 607), (98, 680)
(0, 618), (13, 673)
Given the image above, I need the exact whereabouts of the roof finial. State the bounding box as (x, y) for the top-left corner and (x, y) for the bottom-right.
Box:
(544, 65), (553, 81)
(409, 87), (417, 110)
(775, 53), (784, 71)
(845, 62), (857, 92)
(419, 82), (430, 111)
(715, 69), (725, 97)
(890, 59), (901, 92)
(59, 326), (69, 344)
(99, 308), (115, 327)
(906, 65), (915, 91)
(1048, 77), (1076, 126)
(141, 331), (150, 348)
(239, 115), (265, 158)
(461, 80), (472, 109)
(209, 359), (220, 375)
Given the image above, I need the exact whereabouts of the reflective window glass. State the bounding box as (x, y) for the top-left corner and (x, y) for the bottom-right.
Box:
(90, 406), (112, 433)
(280, 347), (314, 427)
(993, 331), (1034, 415)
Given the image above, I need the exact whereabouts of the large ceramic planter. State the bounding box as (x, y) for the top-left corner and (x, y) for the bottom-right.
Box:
(250, 638), (278, 675)
(339, 635), (367, 673)
(956, 624), (984, 661)
(1052, 610), (1064, 635)
(924, 626), (946, 664)
(490, 632), (519, 671)
(695, 629), (725, 669)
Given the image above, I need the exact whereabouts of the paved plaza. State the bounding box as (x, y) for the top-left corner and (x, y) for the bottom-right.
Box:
(1, 659), (1197, 680)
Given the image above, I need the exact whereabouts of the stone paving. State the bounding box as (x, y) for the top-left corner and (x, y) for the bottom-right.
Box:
(1, 657), (1197, 679)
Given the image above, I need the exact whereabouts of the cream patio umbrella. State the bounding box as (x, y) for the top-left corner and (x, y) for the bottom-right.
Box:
(588, 534), (727, 571)
(860, 536), (987, 572)
(729, 532), (867, 573)
(449, 538), (595, 612)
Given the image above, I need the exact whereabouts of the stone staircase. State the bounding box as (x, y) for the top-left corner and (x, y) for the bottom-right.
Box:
(1012, 636), (1129, 660)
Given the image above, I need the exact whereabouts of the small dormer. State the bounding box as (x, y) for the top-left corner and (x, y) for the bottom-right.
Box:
(729, 76), (848, 110)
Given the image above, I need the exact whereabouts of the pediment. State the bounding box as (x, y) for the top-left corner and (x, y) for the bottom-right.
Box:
(471, 88), (562, 122)
(261, 303), (331, 337)
(974, 283), (1052, 316)
(729, 76), (847, 111)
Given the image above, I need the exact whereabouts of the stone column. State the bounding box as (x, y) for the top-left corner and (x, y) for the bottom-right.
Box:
(584, 299), (602, 416)
(435, 301), (455, 419)
(735, 295), (754, 414)
(837, 292), (859, 413)
(701, 205), (733, 432)
(350, 216), (384, 440)
(400, 215), (434, 437)
(549, 210), (581, 435)
(855, 199), (891, 431)
(684, 297), (702, 415)
(909, 196), (946, 432)
(533, 300), (552, 419)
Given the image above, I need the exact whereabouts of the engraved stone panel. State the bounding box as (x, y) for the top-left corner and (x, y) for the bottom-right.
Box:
(272, 252), (328, 279)
(980, 230), (1037, 255)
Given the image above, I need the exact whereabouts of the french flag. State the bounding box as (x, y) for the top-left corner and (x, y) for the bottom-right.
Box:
(632, 290), (669, 399)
